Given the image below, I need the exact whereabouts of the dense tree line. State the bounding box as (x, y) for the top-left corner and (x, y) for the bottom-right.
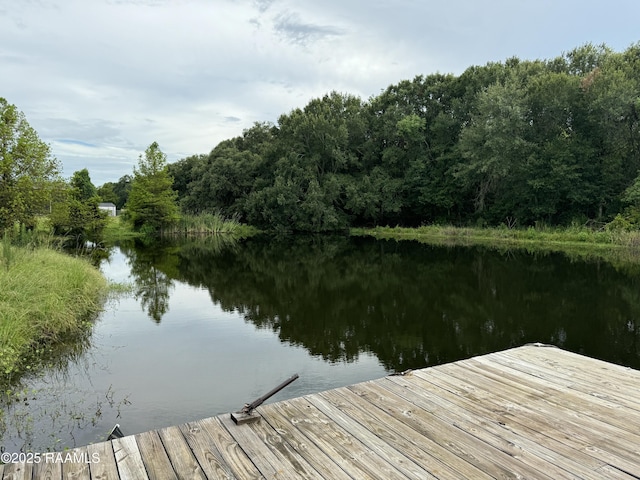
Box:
(168, 43), (640, 232)
(4, 43), (640, 237)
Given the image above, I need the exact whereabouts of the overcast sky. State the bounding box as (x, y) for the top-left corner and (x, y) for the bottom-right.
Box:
(2, 0), (639, 186)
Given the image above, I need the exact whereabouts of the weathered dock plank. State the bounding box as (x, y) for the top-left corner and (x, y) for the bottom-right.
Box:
(390, 374), (601, 476)
(425, 367), (639, 480)
(187, 416), (262, 479)
(453, 357), (640, 460)
(112, 435), (147, 480)
(347, 380), (556, 480)
(495, 348), (640, 411)
(257, 399), (352, 479)
(315, 388), (469, 479)
(86, 441), (118, 480)
(218, 412), (305, 480)
(135, 430), (178, 480)
(265, 397), (404, 480)
(31, 460), (61, 480)
(244, 410), (322, 478)
(307, 392), (441, 479)
(1, 461), (33, 480)
(60, 448), (89, 479)
(470, 354), (640, 438)
(418, 357), (640, 477)
(177, 421), (235, 479)
(157, 425), (206, 480)
(4, 345), (640, 479)
(382, 374), (610, 480)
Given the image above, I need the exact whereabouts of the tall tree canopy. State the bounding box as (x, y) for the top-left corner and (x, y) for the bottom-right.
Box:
(0, 98), (60, 233)
(70, 168), (97, 201)
(133, 42), (640, 232)
(125, 142), (180, 234)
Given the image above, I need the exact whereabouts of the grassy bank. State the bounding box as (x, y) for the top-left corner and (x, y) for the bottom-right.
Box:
(0, 246), (108, 380)
(102, 215), (142, 243)
(352, 225), (640, 262)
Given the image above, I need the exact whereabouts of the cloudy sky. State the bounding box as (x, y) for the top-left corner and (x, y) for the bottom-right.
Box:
(2, 0), (639, 186)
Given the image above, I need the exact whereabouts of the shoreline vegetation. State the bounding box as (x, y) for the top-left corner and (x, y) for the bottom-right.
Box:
(164, 212), (259, 237)
(352, 224), (640, 264)
(0, 245), (109, 383)
(103, 214), (259, 243)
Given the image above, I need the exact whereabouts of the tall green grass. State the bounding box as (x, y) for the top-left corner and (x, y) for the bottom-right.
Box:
(165, 212), (257, 236)
(103, 213), (258, 242)
(351, 224), (640, 264)
(353, 224), (640, 246)
(0, 247), (108, 379)
(102, 216), (142, 244)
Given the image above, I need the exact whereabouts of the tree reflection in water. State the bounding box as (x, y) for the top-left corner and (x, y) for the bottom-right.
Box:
(124, 235), (640, 370)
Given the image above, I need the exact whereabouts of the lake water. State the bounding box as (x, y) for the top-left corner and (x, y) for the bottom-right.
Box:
(2, 235), (639, 452)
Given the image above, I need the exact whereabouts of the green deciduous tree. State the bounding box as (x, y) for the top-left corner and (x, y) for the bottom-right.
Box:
(183, 143), (261, 218)
(113, 174), (133, 209)
(0, 98), (60, 233)
(70, 168), (97, 201)
(156, 43), (640, 231)
(97, 182), (118, 205)
(125, 142), (180, 234)
(50, 169), (108, 247)
(456, 73), (534, 221)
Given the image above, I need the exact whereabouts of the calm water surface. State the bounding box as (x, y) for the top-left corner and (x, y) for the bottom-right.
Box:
(2, 235), (639, 451)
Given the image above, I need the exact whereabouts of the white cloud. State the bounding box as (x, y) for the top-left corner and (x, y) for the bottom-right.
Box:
(1, 0), (639, 184)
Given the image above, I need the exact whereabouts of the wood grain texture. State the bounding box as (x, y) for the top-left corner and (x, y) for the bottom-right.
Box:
(178, 420), (239, 479)
(135, 430), (178, 480)
(10, 345), (640, 479)
(1, 461), (33, 480)
(87, 441), (119, 480)
(59, 448), (89, 480)
(112, 435), (148, 480)
(157, 426), (207, 480)
(31, 460), (61, 480)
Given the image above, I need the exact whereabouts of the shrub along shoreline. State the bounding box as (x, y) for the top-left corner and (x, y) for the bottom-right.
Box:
(0, 246), (109, 382)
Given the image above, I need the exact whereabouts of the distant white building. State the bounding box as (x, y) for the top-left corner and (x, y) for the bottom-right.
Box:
(98, 202), (117, 216)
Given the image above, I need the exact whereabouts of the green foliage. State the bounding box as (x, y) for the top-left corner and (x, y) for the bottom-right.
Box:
(125, 142), (180, 234)
(622, 172), (640, 207)
(50, 170), (108, 247)
(70, 168), (97, 201)
(0, 247), (108, 379)
(163, 212), (251, 236)
(101, 216), (142, 244)
(354, 224), (640, 255)
(606, 214), (634, 232)
(96, 183), (118, 205)
(10, 43), (640, 235)
(113, 175), (133, 209)
(165, 43), (640, 232)
(0, 98), (60, 234)
(1, 231), (13, 271)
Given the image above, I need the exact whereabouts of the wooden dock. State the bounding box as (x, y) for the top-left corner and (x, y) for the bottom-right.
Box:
(2, 344), (640, 479)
